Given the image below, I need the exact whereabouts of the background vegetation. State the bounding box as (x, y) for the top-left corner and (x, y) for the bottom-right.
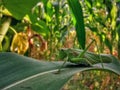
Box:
(0, 0), (120, 59)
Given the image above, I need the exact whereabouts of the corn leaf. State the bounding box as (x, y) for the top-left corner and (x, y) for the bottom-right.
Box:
(0, 52), (120, 90)
(67, 0), (86, 49)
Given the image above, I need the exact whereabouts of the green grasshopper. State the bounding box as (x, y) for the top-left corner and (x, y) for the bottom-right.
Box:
(57, 39), (111, 73)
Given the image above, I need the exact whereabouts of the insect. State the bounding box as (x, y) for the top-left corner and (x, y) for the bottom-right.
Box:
(57, 39), (111, 73)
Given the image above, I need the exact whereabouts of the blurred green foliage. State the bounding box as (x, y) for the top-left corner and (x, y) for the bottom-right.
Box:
(0, 0), (120, 59)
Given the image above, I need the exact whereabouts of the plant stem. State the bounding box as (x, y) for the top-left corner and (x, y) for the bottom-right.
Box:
(9, 26), (17, 34)
(0, 17), (11, 43)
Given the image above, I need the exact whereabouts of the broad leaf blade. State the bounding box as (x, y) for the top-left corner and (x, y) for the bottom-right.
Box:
(2, 0), (40, 19)
(0, 52), (120, 90)
(0, 52), (62, 89)
(3, 68), (93, 90)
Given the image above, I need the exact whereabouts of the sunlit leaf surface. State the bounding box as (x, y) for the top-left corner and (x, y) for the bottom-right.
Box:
(2, 0), (40, 19)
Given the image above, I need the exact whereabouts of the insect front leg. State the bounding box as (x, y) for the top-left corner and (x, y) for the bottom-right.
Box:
(57, 56), (68, 73)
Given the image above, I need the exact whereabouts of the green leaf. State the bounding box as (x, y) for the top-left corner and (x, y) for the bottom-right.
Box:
(117, 0), (120, 2)
(2, 36), (10, 51)
(2, 0), (40, 20)
(0, 52), (120, 90)
(85, 0), (92, 8)
(105, 38), (112, 53)
(31, 21), (50, 37)
(67, 0), (86, 49)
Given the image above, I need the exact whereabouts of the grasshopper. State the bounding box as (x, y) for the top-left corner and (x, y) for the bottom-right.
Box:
(57, 39), (111, 73)
(57, 39), (95, 73)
